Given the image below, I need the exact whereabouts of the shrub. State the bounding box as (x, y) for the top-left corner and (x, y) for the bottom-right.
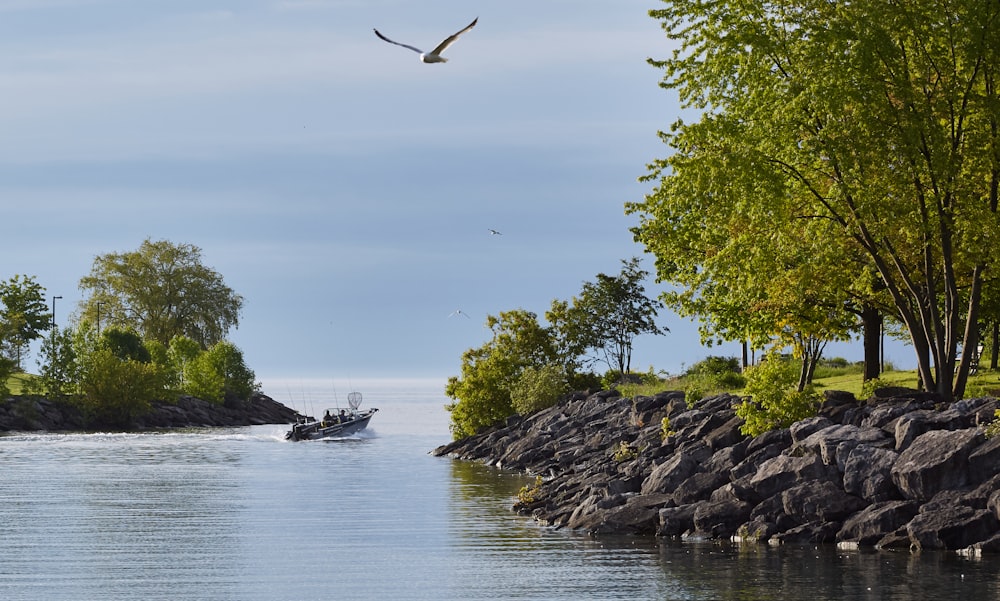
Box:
(510, 363), (569, 415)
(736, 354), (820, 436)
(683, 356), (745, 403)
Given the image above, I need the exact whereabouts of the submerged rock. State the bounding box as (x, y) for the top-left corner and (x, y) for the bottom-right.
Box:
(432, 388), (1000, 552)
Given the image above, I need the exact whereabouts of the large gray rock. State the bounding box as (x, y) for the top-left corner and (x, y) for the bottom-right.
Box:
(640, 442), (713, 494)
(795, 424), (892, 471)
(781, 480), (866, 524)
(906, 506), (1000, 550)
(891, 428), (983, 501)
(837, 500), (919, 546)
(743, 453), (839, 503)
(692, 499), (753, 538)
(842, 444), (902, 503)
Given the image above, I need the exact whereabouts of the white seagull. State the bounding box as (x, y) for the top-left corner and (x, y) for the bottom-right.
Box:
(449, 309), (471, 319)
(488, 228), (502, 236)
(374, 17), (478, 63)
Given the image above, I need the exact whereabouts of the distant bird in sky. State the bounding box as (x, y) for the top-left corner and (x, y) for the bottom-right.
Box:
(449, 309), (471, 319)
(488, 228), (502, 236)
(374, 17), (478, 64)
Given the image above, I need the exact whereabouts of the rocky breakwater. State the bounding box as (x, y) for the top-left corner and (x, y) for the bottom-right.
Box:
(432, 388), (1000, 553)
(0, 392), (299, 432)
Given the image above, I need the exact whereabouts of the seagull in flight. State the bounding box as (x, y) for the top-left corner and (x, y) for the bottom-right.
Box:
(488, 228), (502, 236)
(449, 309), (471, 319)
(374, 17), (478, 63)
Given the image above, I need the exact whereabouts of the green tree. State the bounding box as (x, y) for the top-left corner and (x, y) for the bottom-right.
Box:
(633, 0), (1000, 402)
(555, 258), (666, 376)
(78, 239), (244, 348)
(0, 275), (52, 369)
(33, 328), (78, 398)
(101, 327), (151, 363)
(445, 309), (559, 438)
(185, 352), (226, 403)
(203, 340), (257, 402)
(76, 347), (164, 428)
(510, 363), (569, 416)
(166, 335), (202, 390)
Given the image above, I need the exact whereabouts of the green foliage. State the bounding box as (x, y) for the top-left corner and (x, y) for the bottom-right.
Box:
(185, 352), (226, 403)
(75, 348), (164, 428)
(516, 475), (545, 505)
(612, 440), (638, 462)
(79, 239), (244, 348)
(550, 258), (666, 375)
(632, 0), (1000, 402)
(860, 377), (891, 401)
(101, 327), (151, 363)
(446, 309), (559, 438)
(510, 363), (569, 416)
(0, 355), (14, 398)
(0, 274), (52, 369)
(736, 355), (821, 436)
(683, 356), (745, 403)
(31, 328), (78, 398)
(985, 410), (1000, 439)
(203, 340), (258, 401)
(660, 416), (674, 440)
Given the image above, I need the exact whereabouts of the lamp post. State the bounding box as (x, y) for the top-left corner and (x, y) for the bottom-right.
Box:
(96, 300), (104, 335)
(51, 296), (62, 330)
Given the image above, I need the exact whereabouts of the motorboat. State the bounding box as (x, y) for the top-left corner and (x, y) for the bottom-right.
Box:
(285, 392), (378, 441)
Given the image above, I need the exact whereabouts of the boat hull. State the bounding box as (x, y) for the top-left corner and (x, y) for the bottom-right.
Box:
(285, 409), (378, 441)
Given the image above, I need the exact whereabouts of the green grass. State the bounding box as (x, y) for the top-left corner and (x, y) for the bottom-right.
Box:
(617, 366), (1000, 401)
(4, 372), (35, 395)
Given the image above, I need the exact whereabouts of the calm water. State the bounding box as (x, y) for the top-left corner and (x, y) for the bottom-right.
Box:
(1, 379), (998, 600)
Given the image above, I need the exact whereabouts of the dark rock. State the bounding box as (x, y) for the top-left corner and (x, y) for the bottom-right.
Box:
(789, 416), (835, 444)
(794, 424), (892, 471)
(673, 471), (730, 505)
(842, 444), (902, 503)
(692, 499), (752, 538)
(838, 500), (919, 546)
(891, 428), (983, 501)
(640, 442), (713, 494)
(969, 435), (1000, 485)
(906, 506), (1000, 550)
(431, 387), (1000, 551)
(742, 453), (839, 504)
(781, 480), (866, 524)
(657, 503), (698, 537)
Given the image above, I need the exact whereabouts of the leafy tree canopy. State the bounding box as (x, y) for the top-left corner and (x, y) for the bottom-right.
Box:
(632, 0), (1000, 401)
(0, 274), (52, 368)
(79, 239), (243, 349)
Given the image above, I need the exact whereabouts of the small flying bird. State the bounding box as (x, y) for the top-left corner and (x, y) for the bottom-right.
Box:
(488, 228), (502, 236)
(374, 17), (478, 64)
(449, 309), (471, 319)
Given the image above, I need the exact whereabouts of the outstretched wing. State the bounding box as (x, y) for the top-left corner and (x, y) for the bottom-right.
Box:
(373, 29), (424, 54)
(428, 17), (478, 56)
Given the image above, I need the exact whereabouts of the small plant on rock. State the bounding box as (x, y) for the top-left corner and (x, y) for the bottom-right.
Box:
(986, 410), (1000, 439)
(516, 475), (545, 504)
(660, 416), (675, 440)
(613, 440), (638, 462)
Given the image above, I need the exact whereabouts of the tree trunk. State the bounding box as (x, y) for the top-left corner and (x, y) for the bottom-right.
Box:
(991, 321), (999, 371)
(861, 304), (882, 381)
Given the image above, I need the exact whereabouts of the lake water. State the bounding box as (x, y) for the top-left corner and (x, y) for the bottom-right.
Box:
(1, 378), (998, 600)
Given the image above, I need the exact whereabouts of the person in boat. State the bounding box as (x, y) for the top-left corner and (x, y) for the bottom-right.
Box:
(339, 409), (347, 422)
(324, 410), (333, 425)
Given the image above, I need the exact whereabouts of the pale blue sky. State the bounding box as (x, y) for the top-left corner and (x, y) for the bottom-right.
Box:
(1, 0), (913, 389)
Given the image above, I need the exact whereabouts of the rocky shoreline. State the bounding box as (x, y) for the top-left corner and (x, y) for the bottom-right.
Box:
(0, 392), (299, 432)
(433, 388), (1000, 553)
